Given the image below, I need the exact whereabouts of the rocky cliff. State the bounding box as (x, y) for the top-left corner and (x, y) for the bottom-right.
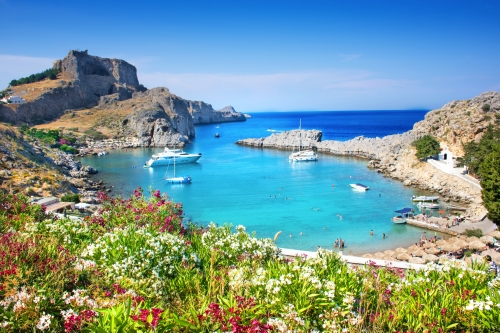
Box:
(0, 50), (142, 125)
(0, 50), (246, 146)
(236, 91), (500, 219)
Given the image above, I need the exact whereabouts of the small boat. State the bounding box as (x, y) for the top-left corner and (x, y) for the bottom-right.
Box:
(417, 202), (440, 209)
(144, 147), (202, 167)
(164, 155), (192, 184)
(392, 207), (414, 224)
(350, 183), (369, 191)
(411, 195), (439, 202)
(97, 151), (108, 156)
(288, 119), (318, 162)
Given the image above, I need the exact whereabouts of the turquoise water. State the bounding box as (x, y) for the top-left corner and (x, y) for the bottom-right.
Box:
(80, 111), (445, 255)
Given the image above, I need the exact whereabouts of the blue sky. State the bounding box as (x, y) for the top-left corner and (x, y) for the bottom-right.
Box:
(1, 0), (499, 112)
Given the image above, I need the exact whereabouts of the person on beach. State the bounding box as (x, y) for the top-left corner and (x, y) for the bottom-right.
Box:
(370, 230), (374, 235)
(334, 239), (339, 247)
(340, 239), (345, 249)
(382, 233), (386, 239)
(485, 255), (498, 275)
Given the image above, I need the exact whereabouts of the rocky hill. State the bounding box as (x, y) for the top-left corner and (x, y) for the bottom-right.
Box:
(0, 124), (103, 199)
(0, 50), (245, 146)
(237, 91), (500, 219)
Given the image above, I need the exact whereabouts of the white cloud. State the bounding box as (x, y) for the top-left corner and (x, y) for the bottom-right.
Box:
(0, 55), (54, 88)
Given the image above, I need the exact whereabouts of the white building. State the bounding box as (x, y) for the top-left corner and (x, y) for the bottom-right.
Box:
(1, 95), (26, 104)
(438, 148), (455, 170)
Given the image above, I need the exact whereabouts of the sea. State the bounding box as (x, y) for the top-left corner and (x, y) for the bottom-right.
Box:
(80, 110), (447, 255)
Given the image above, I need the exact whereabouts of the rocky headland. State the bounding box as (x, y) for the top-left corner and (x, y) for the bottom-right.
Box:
(237, 91), (500, 220)
(0, 50), (245, 147)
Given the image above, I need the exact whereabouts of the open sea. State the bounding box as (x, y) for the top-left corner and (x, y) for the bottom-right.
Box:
(80, 110), (447, 255)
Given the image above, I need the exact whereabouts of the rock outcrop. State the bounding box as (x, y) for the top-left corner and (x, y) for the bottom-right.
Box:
(190, 105), (246, 124)
(1, 50), (142, 125)
(1, 50), (246, 147)
(236, 130), (322, 149)
(236, 91), (500, 220)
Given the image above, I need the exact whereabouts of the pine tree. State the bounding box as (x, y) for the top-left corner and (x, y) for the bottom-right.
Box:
(412, 135), (441, 160)
(479, 144), (500, 226)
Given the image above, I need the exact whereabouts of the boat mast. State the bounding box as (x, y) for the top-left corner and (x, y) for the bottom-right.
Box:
(299, 119), (302, 152)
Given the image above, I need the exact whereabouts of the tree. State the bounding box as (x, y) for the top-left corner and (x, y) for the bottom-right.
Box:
(459, 124), (500, 177)
(412, 135), (441, 160)
(479, 144), (500, 226)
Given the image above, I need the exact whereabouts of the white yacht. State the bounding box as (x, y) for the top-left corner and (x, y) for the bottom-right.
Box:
(144, 148), (202, 167)
(288, 119), (318, 162)
(289, 150), (318, 162)
(350, 183), (370, 191)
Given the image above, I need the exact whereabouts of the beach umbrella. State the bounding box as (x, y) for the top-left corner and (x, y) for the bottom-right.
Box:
(362, 253), (373, 258)
(381, 255), (394, 261)
(408, 257), (426, 264)
(422, 242), (435, 249)
(466, 236), (480, 243)
(384, 250), (395, 256)
(468, 240), (487, 250)
(412, 249), (426, 257)
(446, 237), (458, 243)
(408, 244), (420, 252)
(373, 252), (385, 259)
(395, 247), (407, 254)
(454, 239), (469, 249)
(488, 231), (500, 239)
(480, 236), (496, 244)
(422, 254), (439, 263)
(436, 239), (448, 246)
(425, 247), (441, 255)
(396, 253), (411, 261)
(440, 243), (461, 252)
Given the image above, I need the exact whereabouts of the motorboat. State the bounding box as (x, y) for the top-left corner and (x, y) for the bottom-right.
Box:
(288, 119), (318, 162)
(144, 147), (202, 167)
(411, 195), (439, 202)
(350, 183), (369, 191)
(289, 150), (318, 162)
(417, 202), (440, 209)
(392, 207), (414, 224)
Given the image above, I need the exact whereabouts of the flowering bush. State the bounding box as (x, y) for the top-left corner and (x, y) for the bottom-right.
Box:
(0, 190), (499, 332)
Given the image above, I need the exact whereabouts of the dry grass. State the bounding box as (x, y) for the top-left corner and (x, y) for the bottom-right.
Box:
(9, 72), (74, 102)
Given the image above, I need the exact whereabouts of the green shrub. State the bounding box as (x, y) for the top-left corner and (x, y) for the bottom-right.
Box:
(464, 228), (483, 238)
(411, 135), (441, 160)
(60, 192), (80, 203)
(482, 104), (491, 112)
(84, 129), (107, 140)
(8, 68), (60, 87)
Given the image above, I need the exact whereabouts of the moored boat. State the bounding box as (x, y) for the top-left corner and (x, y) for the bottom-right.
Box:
(411, 195), (439, 202)
(350, 183), (369, 191)
(392, 207), (414, 224)
(417, 202), (440, 209)
(144, 147), (202, 167)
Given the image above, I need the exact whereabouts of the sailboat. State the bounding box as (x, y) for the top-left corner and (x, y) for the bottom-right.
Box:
(164, 154), (192, 184)
(288, 119), (318, 162)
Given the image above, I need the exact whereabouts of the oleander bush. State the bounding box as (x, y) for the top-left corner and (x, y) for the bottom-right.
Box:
(0, 189), (499, 332)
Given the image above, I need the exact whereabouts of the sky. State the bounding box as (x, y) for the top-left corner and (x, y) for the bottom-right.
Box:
(1, 0), (499, 112)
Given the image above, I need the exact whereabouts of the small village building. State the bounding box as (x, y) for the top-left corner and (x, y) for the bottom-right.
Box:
(438, 148), (455, 170)
(1, 96), (26, 104)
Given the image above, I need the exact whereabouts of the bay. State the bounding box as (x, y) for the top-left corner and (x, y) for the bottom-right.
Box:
(80, 110), (445, 255)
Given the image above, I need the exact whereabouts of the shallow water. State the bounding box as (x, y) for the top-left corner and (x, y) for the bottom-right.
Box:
(80, 110), (446, 255)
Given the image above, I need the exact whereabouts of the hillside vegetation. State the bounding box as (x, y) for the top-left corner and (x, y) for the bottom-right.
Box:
(0, 124), (76, 196)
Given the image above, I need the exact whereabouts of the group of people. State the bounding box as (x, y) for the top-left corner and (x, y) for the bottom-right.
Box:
(370, 230), (386, 239)
(334, 238), (345, 249)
